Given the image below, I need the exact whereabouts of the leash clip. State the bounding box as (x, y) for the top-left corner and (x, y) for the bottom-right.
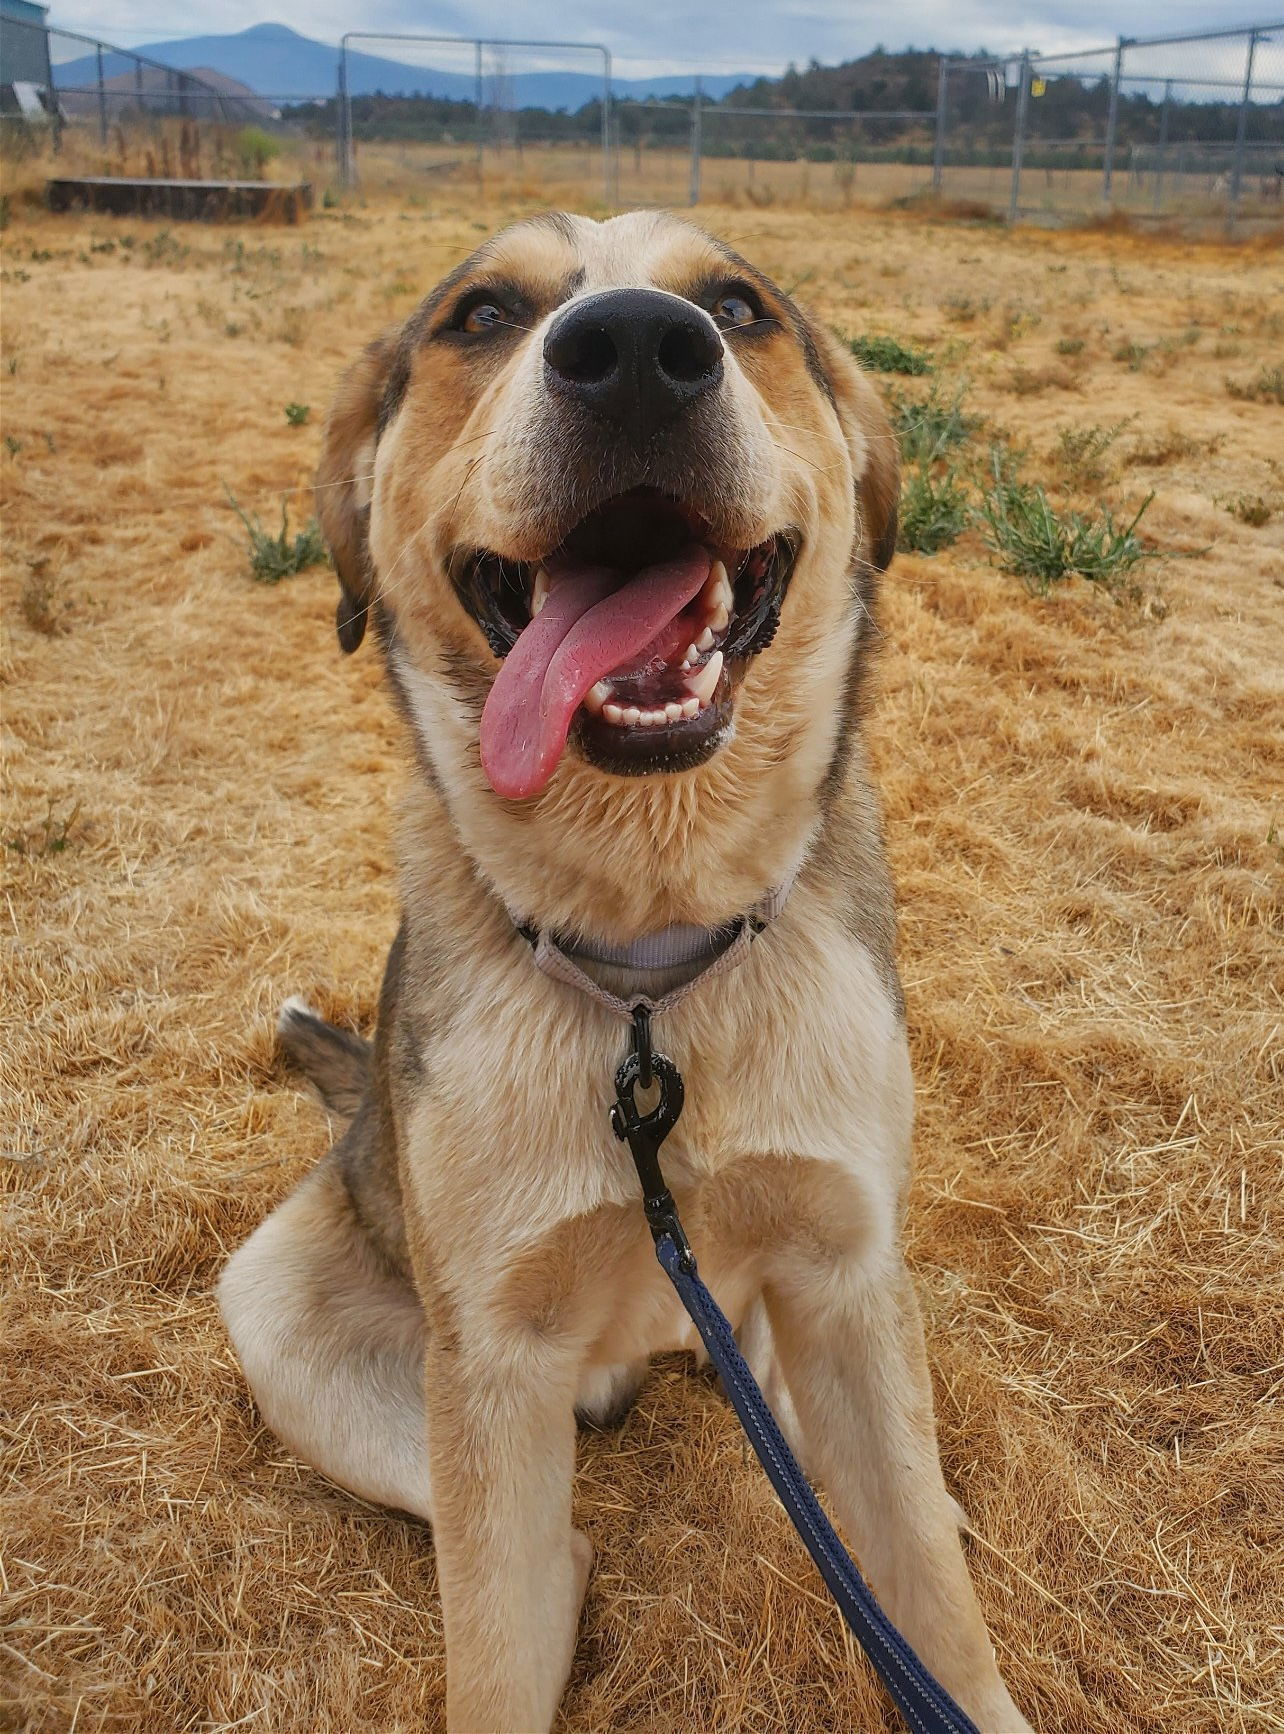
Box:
(610, 1011), (693, 1271)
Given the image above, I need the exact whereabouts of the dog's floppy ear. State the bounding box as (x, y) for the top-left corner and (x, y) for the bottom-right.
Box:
(810, 324), (900, 574)
(315, 332), (396, 653)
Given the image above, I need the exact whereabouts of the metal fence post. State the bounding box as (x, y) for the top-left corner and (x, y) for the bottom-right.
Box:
(601, 50), (612, 208)
(1153, 78), (1171, 213)
(1008, 53), (1030, 223)
(688, 77), (703, 206)
(96, 43), (108, 147)
(336, 48), (350, 186)
(475, 40), (484, 181)
(1229, 28), (1259, 220)
(932, 56), (948, 194)
(1102, 35), (1126, 204)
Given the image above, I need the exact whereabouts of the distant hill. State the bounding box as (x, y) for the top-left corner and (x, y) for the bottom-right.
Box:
(54, 23), (753, 109)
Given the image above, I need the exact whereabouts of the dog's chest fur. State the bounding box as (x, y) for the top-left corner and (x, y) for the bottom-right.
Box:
(339, 783), (912, 1372)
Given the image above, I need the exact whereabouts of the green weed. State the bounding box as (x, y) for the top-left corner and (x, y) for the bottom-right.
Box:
(142, 229), (189, 268)
(979, 449), (1156, 600)
(890, 379), (977, 465)
(1054, 419), (1134, 488)
(1226, 366), (1284, 405)
(284, 402), (311, 426)
(897, 462), (970, 554)
(5, 799), (80, 857)
(227, 491), (329, 583)
(847, 332), (933, 375)
(1218, 493), (1273, 527)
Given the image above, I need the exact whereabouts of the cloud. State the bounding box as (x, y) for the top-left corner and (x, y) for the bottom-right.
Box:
(54, 0), (1271, 82)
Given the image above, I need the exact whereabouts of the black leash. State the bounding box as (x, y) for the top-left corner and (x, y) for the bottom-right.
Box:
(611, 1006), (979, 1734)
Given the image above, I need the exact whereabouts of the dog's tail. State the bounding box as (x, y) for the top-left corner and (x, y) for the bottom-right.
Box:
(277, 996), (371, 1118)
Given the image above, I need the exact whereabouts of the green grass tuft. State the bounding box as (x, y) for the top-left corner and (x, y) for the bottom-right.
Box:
(284, 402), (311, 426)
(227, 491), (329, 583)
(1054, 418), (1133, 488)
(847, 332), (933, 375)
(1226, 365), (1284, 405)
(890, 379), (977, 466)
(897, 462), (971, 554)
(979, 449), (1156, 600)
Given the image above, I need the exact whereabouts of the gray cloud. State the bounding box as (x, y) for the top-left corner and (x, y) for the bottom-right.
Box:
(58, 0), (1272, 80)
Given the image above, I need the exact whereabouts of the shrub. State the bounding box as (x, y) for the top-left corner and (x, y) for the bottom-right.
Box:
(236, 127), (282, 180)
(284, 402), (311, 426)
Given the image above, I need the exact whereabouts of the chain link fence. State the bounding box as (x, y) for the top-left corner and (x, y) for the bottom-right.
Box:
(2, 18), (267, 139)
(933, 25), (1283, 227)
(334, 34), (612, 206)
(3, 15), (1280, 228)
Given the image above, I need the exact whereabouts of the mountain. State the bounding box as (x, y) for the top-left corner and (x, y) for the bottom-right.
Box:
(54, 23), (753, 110)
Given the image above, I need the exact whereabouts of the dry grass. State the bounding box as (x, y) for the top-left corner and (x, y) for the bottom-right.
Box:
(2, 183), (1283, 1734)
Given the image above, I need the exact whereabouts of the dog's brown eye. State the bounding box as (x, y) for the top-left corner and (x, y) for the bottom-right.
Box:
(461, 301), (507, 335)
(712, 293), (757, 329)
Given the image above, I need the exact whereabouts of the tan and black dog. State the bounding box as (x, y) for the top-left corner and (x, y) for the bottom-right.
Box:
(219, 211), (1032, 1732)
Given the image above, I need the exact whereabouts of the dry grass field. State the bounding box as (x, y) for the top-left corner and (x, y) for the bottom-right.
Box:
(2, 169), (1283, 1734)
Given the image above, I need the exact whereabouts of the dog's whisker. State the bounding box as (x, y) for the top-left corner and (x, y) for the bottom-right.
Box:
(770, 437), (843, 477)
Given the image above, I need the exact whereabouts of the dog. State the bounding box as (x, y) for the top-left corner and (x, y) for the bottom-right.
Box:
(218, 211), (1032, 1732)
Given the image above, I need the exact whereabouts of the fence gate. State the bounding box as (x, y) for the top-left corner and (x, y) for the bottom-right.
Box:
(336, 33), (613, 207)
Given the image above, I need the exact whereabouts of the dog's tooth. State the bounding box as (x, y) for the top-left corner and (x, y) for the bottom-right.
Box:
(622, 706), (641, 726)
(665, 701), (683, 723)
(686, 649), (723, 707)
(709, 559), (733, 613)
(681, 696), (700, 720)
(683, 642), (701, 668)
(531, 568), (550, 615)
(603, 702), (624, 725)
(583, 681), (611, 714)
(696, 625), (716, 652)
(709, 604), (730, 632)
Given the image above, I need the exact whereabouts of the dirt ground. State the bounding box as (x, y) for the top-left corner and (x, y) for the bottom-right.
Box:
(2, 172), (1282, 1734)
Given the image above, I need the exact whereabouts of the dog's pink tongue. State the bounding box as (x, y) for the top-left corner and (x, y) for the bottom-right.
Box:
(480, 543), (712, 800)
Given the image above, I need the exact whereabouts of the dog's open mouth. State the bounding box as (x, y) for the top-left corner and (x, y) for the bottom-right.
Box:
(456, 492), (797, 800)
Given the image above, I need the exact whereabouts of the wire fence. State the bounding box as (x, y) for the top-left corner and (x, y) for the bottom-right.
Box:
(2, 16), (1281, 227)
(933, 26), (1284, 224)
(335, 33), (612, 206)
(1, 17), (276, 140)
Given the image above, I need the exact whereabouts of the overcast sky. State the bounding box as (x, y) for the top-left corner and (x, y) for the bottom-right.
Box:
(54, 0), (1270, 75)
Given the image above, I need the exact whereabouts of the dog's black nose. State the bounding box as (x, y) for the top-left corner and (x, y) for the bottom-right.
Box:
(543, 289), (723, 436)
